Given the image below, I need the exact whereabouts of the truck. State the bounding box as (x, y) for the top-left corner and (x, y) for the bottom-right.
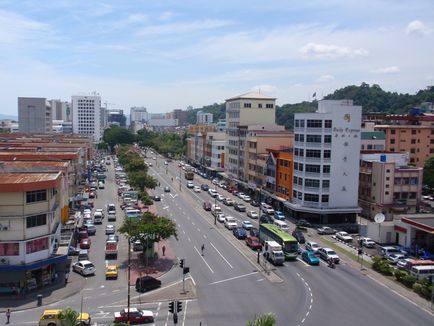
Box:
(184, 167), (194, 180)
(263, 240), (285, 266)
(105, 240), (118, 259)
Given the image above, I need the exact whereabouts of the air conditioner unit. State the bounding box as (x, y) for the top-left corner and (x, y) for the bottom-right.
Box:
(0, 258), (9, 265)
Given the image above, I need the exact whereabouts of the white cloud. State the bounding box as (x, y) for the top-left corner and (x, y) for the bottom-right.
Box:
(371, 66), (400, 74)
(316, 74), (335, 83)
(137, 19), (232, 36)
(300, 42), (369, 59)
(406, 20), (431, 36)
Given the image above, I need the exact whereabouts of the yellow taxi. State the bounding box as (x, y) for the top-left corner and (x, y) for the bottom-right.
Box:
(39, 309), (91, 326)
(105, 265), (119, 279)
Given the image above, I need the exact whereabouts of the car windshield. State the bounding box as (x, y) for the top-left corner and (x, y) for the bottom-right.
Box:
(311, 243), (320, 248)
(328, 250), (336, 255)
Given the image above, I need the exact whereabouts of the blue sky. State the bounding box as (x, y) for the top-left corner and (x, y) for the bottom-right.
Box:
(0, 0), (433, 115)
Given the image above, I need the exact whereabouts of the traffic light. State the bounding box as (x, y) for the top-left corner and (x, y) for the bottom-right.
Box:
(173, 312), (178, 324)
(183, 267), (190, 275)
(176, 300), (183, 313)
(169, 301), (175, 313)
(179, 259), (184, 268)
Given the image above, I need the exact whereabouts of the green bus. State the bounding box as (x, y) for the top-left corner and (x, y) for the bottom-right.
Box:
(259, 224), (299, 260)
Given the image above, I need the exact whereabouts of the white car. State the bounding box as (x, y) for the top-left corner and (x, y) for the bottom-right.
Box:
(187, 182), (194, 188)
(208, 189), (218, 197)
(388, 253), (407, 265)
(247, 210), (259, 219)
(212, 179), (219, 185)
(193, 186), (201, 193)
(73, 260), (96, 276)
(237, 192), (245, 199)
(318, 247), (340, 263)
(335, 231), (353, 243)
(305, 241), (321, 253)
(243, 195), (251, 202)
(360, 237), (376, 248)
(217, 213), (226, 223)
(223, 198), (234, 206)
(224, 216), (238, 229)
(242, 220), (253, 230)
(105, 225), (116, 235)
(217, 194), (225, 202)
(83, 209), (92, 216)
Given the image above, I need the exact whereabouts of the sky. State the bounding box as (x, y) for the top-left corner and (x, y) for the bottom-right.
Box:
(0, 0), (433, 116)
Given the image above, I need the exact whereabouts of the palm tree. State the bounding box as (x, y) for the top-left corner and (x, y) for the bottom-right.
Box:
(58, 307), (79, 326)
(246, 313), (277, 326)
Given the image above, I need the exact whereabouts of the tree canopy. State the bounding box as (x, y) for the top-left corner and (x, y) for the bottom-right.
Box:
(136, 129), (186, 159)
(246, 313), (276, 326)
(423, 156), (434, 189)
(103, 126), (135, 150)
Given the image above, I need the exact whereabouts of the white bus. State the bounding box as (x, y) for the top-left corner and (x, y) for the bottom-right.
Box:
(410, 265), (434, 280)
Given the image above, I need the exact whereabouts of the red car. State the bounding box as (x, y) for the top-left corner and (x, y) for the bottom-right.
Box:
(80, 238), (91, 249)
(245, 236), (262, 250)
(203, 202), (211, 211)
(89, 192), (96, 199)
(114, 308), (154, 324)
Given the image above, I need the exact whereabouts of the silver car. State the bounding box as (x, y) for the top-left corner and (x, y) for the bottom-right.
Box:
(73, 260), (96, 276)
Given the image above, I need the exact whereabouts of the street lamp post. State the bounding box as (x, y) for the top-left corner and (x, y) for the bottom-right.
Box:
(214, 183), (217, 225)
(127, 237), (131, 325)
(179, 166), (181, 191)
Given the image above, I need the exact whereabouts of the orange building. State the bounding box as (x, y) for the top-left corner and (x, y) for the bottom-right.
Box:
(275, 151), (293, 201)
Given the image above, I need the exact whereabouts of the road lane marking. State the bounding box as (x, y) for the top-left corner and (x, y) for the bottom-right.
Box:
(188, 237), (191, 242)
(210, 242), (233, 268)
(203, 234), (207, 239)
(182, 299), (189, 326)
(182, 230), (186, 234)
(197, 227), (200, 232)
(209, 271), (258, 285)
(194, 246), (214, 273)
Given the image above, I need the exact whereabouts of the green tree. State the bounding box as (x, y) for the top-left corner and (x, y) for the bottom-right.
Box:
(103, 126), (135, 150)
(58, 307), (79, 326)
(246, 313), (277, 326)
(423, 156), (434, 189)
(129, 170), (157, 191)
(124, 158), (147, 173)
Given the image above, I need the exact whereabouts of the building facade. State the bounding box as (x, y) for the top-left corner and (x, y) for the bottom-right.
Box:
(197, 111), (213, 124)
(107, 109), (126, 127)
(49, 100), (71, 122)
(130, 107), (148, 123)
(286, 100), (362, 225)
(71, 95), (102, 142)
(18, 97), (52, 134)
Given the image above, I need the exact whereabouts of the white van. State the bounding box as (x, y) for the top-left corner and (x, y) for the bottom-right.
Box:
(93, 212), (103, 224)
(261, 202), (275, 215)
(211, 204), (222, 216)
(410, 265), (434, 280)
(274, 220), (290, 233)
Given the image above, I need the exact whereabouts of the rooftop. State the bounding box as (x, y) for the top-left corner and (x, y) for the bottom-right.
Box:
(361, 131), (386, 140)
(226, 91), (276, 101)
(0, 172), (62, 192)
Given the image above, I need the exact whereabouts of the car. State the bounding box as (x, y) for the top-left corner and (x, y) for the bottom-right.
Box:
(38, 309), (91, 326)
(317, 226), (336, 235)
(250, 200), (259, 207)
(72, 260), (96, 276)
(217, 194), (225, 202)
(105, 265), (119, 279)
(296, 219), (312, 227)
(292, 229), (306, 244)
(302, 251), (320, 265)
(106, 234), (119, 242)
(243, 195), (251, 202)
(107, 203), (116, 214)
(250, 227), (260, 238)
(217, 213), (226, 223)
(208, 189), (218, 197)
(237, 192), (245, 199)
(224, 216), (238, 229)
(187, 182), (194, 188)
(135, 276), (162, 293)
(153, 195), (161, 201)
(335, 231), (353, 243)
(68, 246), (80, 256)
(105, 225), (116, 235)
(242, 220), (253, 230)
(212, 179), (219, 185)
(83, 223), (96, 236)
(234, 202), (246, 212)
(153, 156), (156, 160)
(194, 186), (201, 193)
(396, 258), (412, 270)
(164, 186), (170, 192)
(245, 236), (262, 250)
(305, 241), (321, 253)
(88, 192), (96, 199)
(200, 185), (208, 192)
(260, 214), (273, 224)
(164, 161), (168, 165)
(223, 198), (234, 206)
(79, 238), (91, 249)
(147, 162), (153, 167)
(388, 253), (408, 265)
(247, 210), (259, 219)
(274, 211), (285, 221)
(318, 247), (340, 263)
(78, 229), (89, 240)
(132, 240), (143, 251)
(114, 308), (154, 324)
(360, 237), (376, 248)
(203, 201), (211, 211)
(233, 227), (247, 239)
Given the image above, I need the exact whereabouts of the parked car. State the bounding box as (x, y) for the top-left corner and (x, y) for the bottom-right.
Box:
(260, 214), (273, 224)
(164, 186), (170, 192)
(296, 219), (312, 227)
(68, 246), (80, 256)
(135, 276), (162, 293)
(318, 247), (340, 263)
(79, 238), (91, 249)
(203, 202), (211, 211)
(233, 227), (247, 239)
(194, 186), (201, 193)
(388, 253), (408, 265)
(242, 220), (253, 230)
(335, 231), (353, 243)
(114, 308), (154, 324)
(73, 260), (96, 276)
(274, 211), (285, 221)
(208, 189), (218, 197)
(250, 227), (260, 238)
(360, 237), (376, 248)
(83, 223), (96, 236)
(88, 192), (96, 199)
(224, 216), (238, 229)
(243, 195), (251, 202)
(247, 210), (259, 219)
(223, 198), (234, 206)
(317, 226), (336, 235)
(245, 236), (262, 250)
(217, 213), (226, 223)
(292, 229), (306, 244)
(217, 194), (225, 202)
(305, 241), (321, 254)
(302, 251), (320, 265)
(234, 202), (246, 212)
(201, 184), (209, 191)
(250, 200), (259, 207)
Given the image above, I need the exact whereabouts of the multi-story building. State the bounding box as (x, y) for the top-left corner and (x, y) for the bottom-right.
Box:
(206, 132), (225, 171)
(18, 97), (52, 133)
(217, 119), (226, 132)
(365, 111), (434, 167)
(0, 172), (68, 294)
(71, 95), (102, 142)
(166, 109), (188, 126)
(49, 100), (71, 122)
(130, 107), (149, 123)
(107, 109), (126, 127)
(359, 152), (422, 220)
(197, 111), (213, 124)
(225, 92), (276, 182)
(287, 100), (362, 225)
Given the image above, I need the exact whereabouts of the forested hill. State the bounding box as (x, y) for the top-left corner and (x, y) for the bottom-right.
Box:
(186, 83), (434, 129)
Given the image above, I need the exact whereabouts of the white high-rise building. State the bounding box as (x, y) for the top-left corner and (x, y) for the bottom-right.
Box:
(130, 107), (149, 123)
(71, 95), (102, 141)
(197, 111), (213, 124)
(286, 99), (362, 225)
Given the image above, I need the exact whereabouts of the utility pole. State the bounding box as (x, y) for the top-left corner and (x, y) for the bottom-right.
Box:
(127, 236), (131, 325)
(214, 182), (217, 225)
(179, 165), (181, 191)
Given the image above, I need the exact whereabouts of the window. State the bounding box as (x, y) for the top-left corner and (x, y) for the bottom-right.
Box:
(324, 135), (332, 143)
(26, 214), (47, 228)
(244, 103), (252, 108)
(304, 193), (319, 202)
(295, 134), (304, 142)
(26, 237), (48, 254)
(26, 190), (47, 203)
(306, 149), (321, 158)
(411, 139), (416, 144)
(307, 120), (322, 128)
(323, 165), (330, 173)
(410, 148), (416, 153)
(391, 129), (396, 134)
(266, 104), (274, 108)
(412, 129), (416, 135)
(294, 148), (304, 157)
(305, 179), (320, 188)
(258, 103), (262, 108)
(323, 150), (331, 159)
(321, 195), (329, 203)
(0, 243), (19, 256)
(410, 177), (418, 185)
(307, 135), (322, 143)
(322, 180), (330, 188)
(324, 120), (332, 128)
(390, 139), (395, 144)
(305, 164), (321, 173)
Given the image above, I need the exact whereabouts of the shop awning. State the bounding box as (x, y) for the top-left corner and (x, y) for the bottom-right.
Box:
(0, 254), (68, 272)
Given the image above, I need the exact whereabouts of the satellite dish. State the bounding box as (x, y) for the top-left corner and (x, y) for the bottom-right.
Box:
(374, 213), (385, 223)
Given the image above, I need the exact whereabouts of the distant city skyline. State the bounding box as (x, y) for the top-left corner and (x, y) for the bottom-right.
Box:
(0, 0), (433, 116)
